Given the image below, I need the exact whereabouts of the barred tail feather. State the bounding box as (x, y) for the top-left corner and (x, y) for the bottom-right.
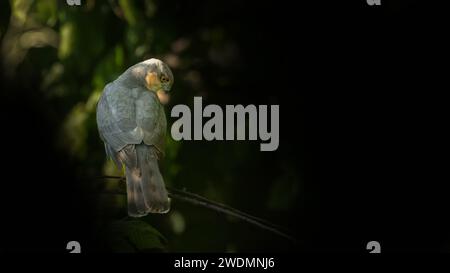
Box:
(122, 144), (170, 217)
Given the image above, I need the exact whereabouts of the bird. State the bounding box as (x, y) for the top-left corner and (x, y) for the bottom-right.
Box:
(96, 58), (173, 217)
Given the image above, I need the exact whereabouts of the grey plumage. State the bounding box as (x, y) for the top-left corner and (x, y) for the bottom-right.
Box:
(96, 58), (173, 216)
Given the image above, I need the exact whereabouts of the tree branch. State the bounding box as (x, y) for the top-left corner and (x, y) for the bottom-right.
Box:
(95, 175), (297, 244)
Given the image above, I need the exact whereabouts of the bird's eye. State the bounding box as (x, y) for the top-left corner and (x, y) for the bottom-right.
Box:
(160, 75), (169, 83)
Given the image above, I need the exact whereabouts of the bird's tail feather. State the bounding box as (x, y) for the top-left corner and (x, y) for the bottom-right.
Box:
(121, 144), (170, 217)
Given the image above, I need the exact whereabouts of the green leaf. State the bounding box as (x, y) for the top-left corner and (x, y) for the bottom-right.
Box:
(58, 22), (76, 60)
(106, 219), (168, 252)
(34, 0), (58, 26)
(119, 0), (139, 26)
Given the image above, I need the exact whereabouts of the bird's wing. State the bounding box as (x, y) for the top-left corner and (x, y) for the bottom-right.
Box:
(136, 91), (166, 157)
(96, 83), (144, 153)
(96, 83), (166, 158)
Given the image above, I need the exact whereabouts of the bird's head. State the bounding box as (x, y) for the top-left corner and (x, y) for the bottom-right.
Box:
(132, 58), (174, 93)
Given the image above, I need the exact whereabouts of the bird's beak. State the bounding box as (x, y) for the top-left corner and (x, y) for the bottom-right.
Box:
(156, 89), (170, 105)
(158, 88), (170, 94)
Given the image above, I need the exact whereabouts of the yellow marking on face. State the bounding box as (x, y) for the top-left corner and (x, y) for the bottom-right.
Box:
(145, 71), (161, 91)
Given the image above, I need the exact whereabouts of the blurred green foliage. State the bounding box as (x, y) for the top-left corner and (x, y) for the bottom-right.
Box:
(105, 218), (168, 252)
(0, 0), (303, 252)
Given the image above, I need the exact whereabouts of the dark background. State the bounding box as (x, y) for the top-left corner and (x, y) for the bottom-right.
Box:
(0, 0), (447, 253)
